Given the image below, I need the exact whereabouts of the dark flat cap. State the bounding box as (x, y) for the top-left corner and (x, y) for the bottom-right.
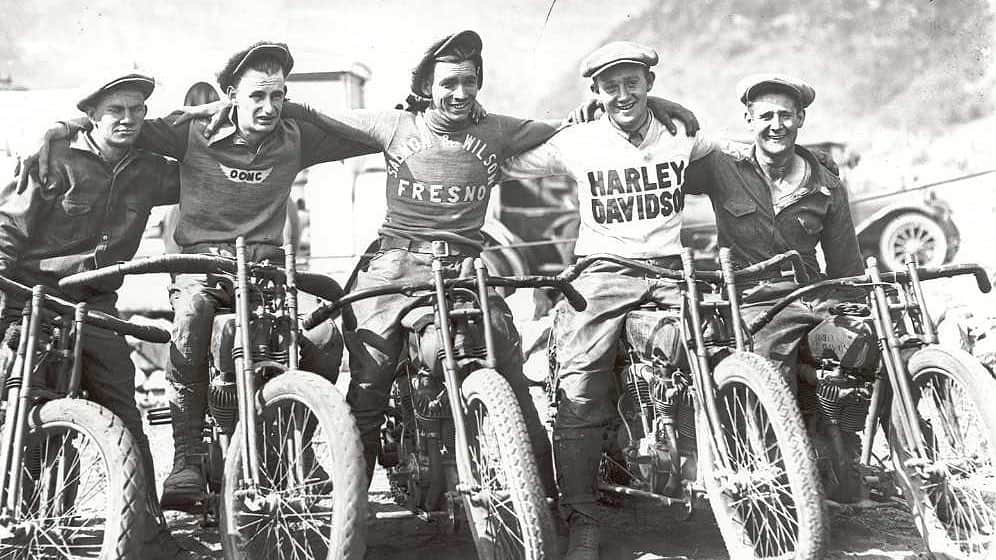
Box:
(736, 73), (815, 108)
(411, 30), (483, 97)
(217, 42), (294, 91)
(580, 41), (658, 79)
(77, 72), (155, 111)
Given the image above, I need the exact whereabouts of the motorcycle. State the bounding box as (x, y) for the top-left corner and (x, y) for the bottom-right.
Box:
(546, 248), (827, 559)
(745, 257), (996, 559)
(0, 275), (171, 559)
(304, 241), (589, 559)
(59, 238), (369, 560)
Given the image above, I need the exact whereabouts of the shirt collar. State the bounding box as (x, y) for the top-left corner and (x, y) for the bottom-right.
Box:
(606, 109), (652, 143)
(69, 129), (136, 168)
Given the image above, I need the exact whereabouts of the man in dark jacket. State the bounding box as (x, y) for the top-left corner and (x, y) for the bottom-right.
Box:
(683, 74), (867, 502)
(0, 72), (183, 558)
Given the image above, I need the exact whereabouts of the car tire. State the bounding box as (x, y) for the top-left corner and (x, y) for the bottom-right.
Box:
(877, 212), (949, 271)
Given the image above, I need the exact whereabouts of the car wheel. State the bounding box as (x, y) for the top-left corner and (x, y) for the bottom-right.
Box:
(877, 212), (949, 271)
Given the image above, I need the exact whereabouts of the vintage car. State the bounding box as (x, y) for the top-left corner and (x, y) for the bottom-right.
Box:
(498, 142), (961, 274)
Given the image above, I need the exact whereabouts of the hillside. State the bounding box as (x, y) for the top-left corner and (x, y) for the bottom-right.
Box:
(536, 0), (995, 178)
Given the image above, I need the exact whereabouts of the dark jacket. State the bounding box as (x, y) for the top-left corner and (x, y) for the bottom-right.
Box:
(684, 145), (863, 281)
(0, 131), (179, 300)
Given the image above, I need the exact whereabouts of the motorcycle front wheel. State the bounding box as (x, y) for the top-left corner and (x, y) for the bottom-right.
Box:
(220, 371), (368, 560)
(0, 398), (144, 560)
(460, 367), (556, 560)
(699, 351), (827, 559)
(889, 345), (996, 560)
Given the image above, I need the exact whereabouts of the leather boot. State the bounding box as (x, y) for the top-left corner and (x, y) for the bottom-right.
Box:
(161, 383), (207, 511)
(554, 427), (606, 560)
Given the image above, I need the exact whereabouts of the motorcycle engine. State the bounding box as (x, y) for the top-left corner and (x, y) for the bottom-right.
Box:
(806, 313), (879, 433)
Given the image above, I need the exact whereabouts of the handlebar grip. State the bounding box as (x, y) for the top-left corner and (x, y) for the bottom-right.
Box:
(559, 282), (588, 312)
(88, 312), (171, 343)
(302, 304), (337, 331)
(59, 254), (236, 290)
(296, 272), (345, 301)
(58, 266), (120, 290)
(977, 270), (993, 293)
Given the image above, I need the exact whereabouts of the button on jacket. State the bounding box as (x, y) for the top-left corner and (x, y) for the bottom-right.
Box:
(0, 131), (179, 298)
(684, 145), (863, 281)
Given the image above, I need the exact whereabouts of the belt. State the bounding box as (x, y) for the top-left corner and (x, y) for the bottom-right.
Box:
(378, 237), (480, 257)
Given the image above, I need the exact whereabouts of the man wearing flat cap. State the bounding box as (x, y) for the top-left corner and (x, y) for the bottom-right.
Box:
(683, 74), (865, 501)
(500, 40), (723, 559)
(31, 41), (380, 511)
(0, 72), (184, 557)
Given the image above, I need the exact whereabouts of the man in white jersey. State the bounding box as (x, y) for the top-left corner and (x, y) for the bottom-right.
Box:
(502, 41), (719, 559)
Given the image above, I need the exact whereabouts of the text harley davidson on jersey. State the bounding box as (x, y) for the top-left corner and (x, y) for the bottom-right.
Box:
(586, 161), (686, 224)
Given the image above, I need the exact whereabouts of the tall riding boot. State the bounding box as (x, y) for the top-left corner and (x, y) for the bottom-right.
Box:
(554, 427), (606, 560)
(161, 383), (208, 511)
(133, 434), (186, 558)
(361, 434), (380, 490)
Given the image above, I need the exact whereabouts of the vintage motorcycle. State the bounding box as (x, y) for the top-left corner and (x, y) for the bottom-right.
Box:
(0, 275), (171, 559)
(59, 238), (368, 560)
(745, 257), (996, 559)
(546, 248), (827, 559)
(304, 241), (590, 559)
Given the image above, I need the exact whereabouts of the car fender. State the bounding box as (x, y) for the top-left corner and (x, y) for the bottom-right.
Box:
(853, 202), (948, 238)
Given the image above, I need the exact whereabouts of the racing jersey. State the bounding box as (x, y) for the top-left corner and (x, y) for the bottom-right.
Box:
(501, 116), (716, 258)
(134, 113), (379, 250)
(281, 104), (559, 248)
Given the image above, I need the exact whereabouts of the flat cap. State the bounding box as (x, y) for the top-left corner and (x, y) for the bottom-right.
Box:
(217, 41), (294, 91)
(736, 73), (815, 108)
(77, 72), (155, 111)
(411, 30), (483, 98)
(580, 41), (658, 79)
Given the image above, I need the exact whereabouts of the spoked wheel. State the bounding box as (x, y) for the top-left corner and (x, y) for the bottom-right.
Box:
(878, 212), (949, 271)
(0, 399), (144, 560)
(699, 352), (826, 559)
(220, 371), (368, 560)
(460, 368), (556, 560)
(889, 346), (996, 559)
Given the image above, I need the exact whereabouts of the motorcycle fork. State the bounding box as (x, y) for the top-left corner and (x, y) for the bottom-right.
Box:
(866, 259), (929, 460)
(678, 250), (733, 473)
(283, 244), (300, 370)
(0, 288), (49, 517)
(233, 238), (262, 487)
(429, 255), (483, 492)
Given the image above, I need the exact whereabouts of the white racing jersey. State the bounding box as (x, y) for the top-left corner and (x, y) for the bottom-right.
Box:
(502, 116), (716, 258)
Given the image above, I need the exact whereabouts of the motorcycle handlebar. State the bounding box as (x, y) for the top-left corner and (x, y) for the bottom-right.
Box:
(561, 250), (807, 283)
(301, 273), (587, 331)
(745, 262), (992, 334)
(0, 275), (170, 343)
(58, 254), (346, 301)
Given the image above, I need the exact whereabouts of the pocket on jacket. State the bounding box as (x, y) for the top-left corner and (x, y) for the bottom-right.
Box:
(61, 199), (93, 216)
